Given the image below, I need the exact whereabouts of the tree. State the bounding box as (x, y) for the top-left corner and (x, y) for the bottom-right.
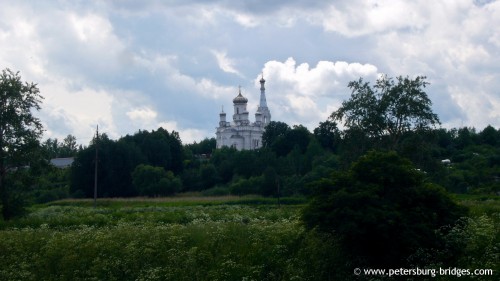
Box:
(261, 167), (278, 196)
(0, 69), (44, 220)
(302, 151), (466, 268)
(132, 164), (180, 197)
(70, 128), (185, 198)
(262, 121), (290, 148)
(42, 138), (60, 159)
(186, 138), (216, 155)
(455, 127), (477, 149)
(313, 119), (340, 151)
(265, 123), (311, 157)
(286, 125), (311, 153)
(200, 163), (218, 189)
(42, 134), (79, 158)
(332, 75), (440, 148)
(61, 134), (78, 157)
(479, 125), (498, 146)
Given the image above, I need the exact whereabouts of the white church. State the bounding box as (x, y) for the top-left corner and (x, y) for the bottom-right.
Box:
(216, 76), (271, 150)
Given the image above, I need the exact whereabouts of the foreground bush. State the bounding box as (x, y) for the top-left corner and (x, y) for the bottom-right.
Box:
(303, 151), (468, 268)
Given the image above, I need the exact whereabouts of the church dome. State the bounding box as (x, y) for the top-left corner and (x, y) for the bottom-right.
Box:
(233, 91), (248, 104)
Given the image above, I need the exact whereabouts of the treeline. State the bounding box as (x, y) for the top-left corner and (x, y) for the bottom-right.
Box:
(58, 122), (499, 199)
(71, 128), (183, 198)
(39, 74), (500, 199)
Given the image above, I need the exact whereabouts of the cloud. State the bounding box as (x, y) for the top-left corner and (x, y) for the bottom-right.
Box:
(369, 0), (500, 128)
(259, 57), (379, 129)
(211, 50), (243, 76)
(1, 0), (498, 146)
(314, 1), (428, 37)
(39, 80), (117, 143)
(158, 121), (210, 144)
(126, 107), (158, 124)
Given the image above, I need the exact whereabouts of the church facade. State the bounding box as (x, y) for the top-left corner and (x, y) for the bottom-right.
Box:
(216, 76), (271, 150)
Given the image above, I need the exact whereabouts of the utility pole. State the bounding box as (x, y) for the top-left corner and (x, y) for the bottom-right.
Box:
(276, 177), (281, 208)
(94, 125), (98, 208)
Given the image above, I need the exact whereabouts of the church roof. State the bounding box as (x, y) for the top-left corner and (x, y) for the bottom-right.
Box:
(233, 88), (248, 104)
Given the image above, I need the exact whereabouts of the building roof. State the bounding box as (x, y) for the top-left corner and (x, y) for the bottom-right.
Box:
(233, 87), (248, 104)
(50, 157), (74, 168)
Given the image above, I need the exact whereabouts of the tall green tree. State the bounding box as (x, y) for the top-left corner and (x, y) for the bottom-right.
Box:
(479, 125), (499, 146)
(42, 134), (79, 158)
(262, 121), (290, 148)
(332, 75), (440, 149)
(313, 119), (341, 151)
(0, 69), (44, 220)
(61, 134), (78, 157)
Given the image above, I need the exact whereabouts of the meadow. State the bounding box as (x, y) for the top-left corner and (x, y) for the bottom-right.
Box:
(0, 195), (498, 281)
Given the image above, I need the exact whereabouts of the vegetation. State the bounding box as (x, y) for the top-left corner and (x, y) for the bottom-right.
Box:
(0, 69), (44, 220)
(0, 70), (498, 279)
(132, 164), (181, 197)
(70, 128), (183, 198)
(303, 151), (467, 269)
(332, 75), (440, 149)
(0, 196), (497, 280)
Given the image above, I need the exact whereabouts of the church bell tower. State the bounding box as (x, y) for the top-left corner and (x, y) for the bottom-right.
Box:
(257, 74), (271, 125)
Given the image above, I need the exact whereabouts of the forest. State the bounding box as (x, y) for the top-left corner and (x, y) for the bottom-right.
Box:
(39, 122), (499, 201)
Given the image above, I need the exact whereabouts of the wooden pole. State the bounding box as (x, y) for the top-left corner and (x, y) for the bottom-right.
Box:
(94, 125), (98, 208)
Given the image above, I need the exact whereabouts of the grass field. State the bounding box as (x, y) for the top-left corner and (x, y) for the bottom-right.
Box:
(0, 195), (498, 281)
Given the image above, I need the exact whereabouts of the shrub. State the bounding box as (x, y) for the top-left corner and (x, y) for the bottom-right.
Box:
(201, 186), (230, 196)
(302, 150), (468, 268)
(132, 165), (181, 197)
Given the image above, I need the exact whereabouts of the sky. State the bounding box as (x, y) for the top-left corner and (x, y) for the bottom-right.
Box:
(1, 0), (499, 145)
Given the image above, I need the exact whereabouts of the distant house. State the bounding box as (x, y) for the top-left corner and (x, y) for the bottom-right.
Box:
(441, 159), (451, 165)
(50, 157), (74, 169)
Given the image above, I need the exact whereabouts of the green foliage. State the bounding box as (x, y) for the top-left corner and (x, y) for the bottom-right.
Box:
(313, 119), (341, 151)
(199, 163), (218, 190)
(229, 176), (263, 196)
(261, 167), (278, 196)
(332, 75), (440, 149)
(454, 215), (499, 271)
(479, 125), (499, 146)
(62, 74), (499, 202)
(71, 134), (142, 197)
(302, 150), (467, 268)
(0, 196), (497, 280)
(41, 135), (79, 159)
(0, 69), (44, 220)
(0, 221), (304, 281)
(267, 125), (312, 157)
(185, 137), (216, 155)
(132, 164), (181, 197)
(71, 128), (183, 198)
(31, 165), (70, 204)
(201, 186), (231, 196)
(0, 200), (308, 281)
(262, 121), (290, 149)
(434, 143), (500, 194)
